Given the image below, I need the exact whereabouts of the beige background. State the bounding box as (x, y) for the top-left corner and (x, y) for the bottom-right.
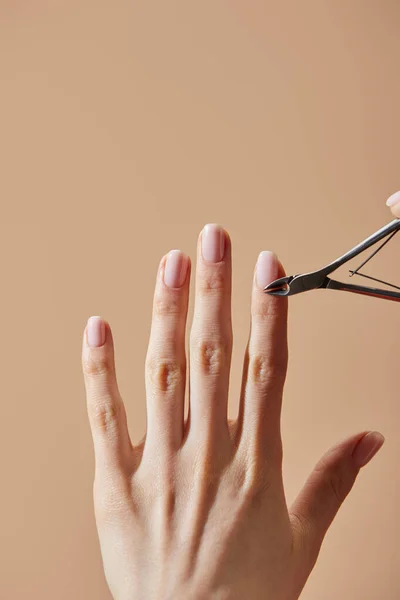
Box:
(1, 1), (399, 598)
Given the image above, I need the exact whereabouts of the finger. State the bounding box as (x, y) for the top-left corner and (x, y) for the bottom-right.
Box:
(189, 224), (232, 439)
(236, 251), (288, 466)
(290, 431), (385, 561)
(386, 190), (400, 218)
(145, 250), (190, 453)
(82, 316), (133, 475)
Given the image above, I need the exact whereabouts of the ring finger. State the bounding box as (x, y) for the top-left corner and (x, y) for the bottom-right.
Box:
(144, 250), (191, 455)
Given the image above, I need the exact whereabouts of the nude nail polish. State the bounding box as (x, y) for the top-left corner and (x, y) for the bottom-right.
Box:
(201, 224), (225, 263)
(164, 250), (188, 288)
(87, 316), (106, 347)
(256, 251), (279, 289)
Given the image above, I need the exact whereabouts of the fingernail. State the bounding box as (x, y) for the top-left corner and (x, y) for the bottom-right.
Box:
(386, 191), (400, 207)
(164, 250), (189, 288)
(87, 316), (106, 347)
(201, 224), (225, 263)
(256, 251), (279, 289)
(352, 431), (385, 468)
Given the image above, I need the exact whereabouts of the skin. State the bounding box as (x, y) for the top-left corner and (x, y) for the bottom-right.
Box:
(81, 216), (388, 600)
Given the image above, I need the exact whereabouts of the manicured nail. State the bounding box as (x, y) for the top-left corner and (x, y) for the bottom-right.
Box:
(256, 251), (279, 289)
(164, 250), (189, 288)
(87, 316), (106, 347)
(201, 224), (225, 263)
(352, 431), (385, 468)
(386, 191), (400, 207)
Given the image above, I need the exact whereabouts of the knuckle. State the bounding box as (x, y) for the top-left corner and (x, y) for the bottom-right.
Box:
(154, 295), (181, 318)
(198, 269), (225, 296)
(89, 398), (120, 434)
(253, 297), (286, 321)
(249, 353), (287, 386)
(83, 353), (113, 377)
(191, 338), (227, 376)
(146, 357), (185, 393)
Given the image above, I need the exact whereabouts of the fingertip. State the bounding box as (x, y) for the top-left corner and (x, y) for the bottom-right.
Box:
(86, 316), (106, 347)
(391, 205), (400, 218)
(352, 431), (385, 469)
(163, 250), (190, 289)
(276, 256), (286, 279)
(255, 251), (279, 290)
(386, 190), (400, 207)
(386, 191), (400, 217)
(199, 223), (230, 264)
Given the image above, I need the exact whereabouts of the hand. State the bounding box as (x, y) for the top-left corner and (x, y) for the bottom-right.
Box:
(82, 224), (384, 600)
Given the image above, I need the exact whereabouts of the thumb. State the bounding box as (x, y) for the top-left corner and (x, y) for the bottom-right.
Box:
(289, 431), (384, 561)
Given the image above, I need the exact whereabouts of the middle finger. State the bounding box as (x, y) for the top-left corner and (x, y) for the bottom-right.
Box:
(188, 224), (233, 441)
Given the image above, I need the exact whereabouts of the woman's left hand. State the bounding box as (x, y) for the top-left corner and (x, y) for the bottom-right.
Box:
(82, 224), (384, 600)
